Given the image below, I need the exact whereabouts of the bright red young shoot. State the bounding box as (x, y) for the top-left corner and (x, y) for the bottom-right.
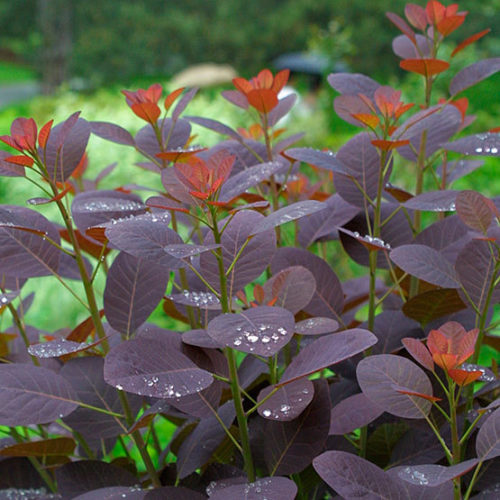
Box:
(122, 83), (163, 124)
(232, 68), (290, 114)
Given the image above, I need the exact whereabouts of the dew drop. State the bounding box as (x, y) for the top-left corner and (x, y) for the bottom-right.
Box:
(262, 409), (271, 417)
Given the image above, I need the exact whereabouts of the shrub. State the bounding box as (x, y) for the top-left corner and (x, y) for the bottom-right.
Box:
(0, 1), (498, 498)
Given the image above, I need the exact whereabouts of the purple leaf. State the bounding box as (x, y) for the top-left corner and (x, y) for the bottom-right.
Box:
(329, 392), (384, 435)
(449, 58), (500, 96)
(395, 105), (462, 161)
(257, 378), (314, 421)
(145, 486), (206, 500)
(285, 147), (345, 173)
(28, 338), (93, 358)
(200, 211), (276, 296)
(170, 291), (221, 310)
(328, 72), (380, 97)
(403, 190), (459, 211)
(357, 354), (435, 418)
(280, 329), (377, 385)
(219, 161), (285, 202)
(61, 357), (141, 443)
(250, 200), (325, 235)
(0, 364), (78, 425)
(207, 306), (295, 357)
(221, 89), (249, 109)
(90, 121), (135, 146)
(438, 159), (484, 184)
(476, 407), (500, 460)
(264, 379), (330, 475)
(0, 206), (61, 278)
(135, 118), (191, 157)
(73, 486), (146, 499)
(455, 240), (500, 312)
(398, 459), (479, 487)
(55, 461), (138, 499)
(297, 194), (359, 247)
(271, 247), (344, 320)
(43, 115), (90, 182)
(273, 131), (305, 154)
(164, 243), (219, 259)
(334, 93), (375, 126)
(268, 93), (297, 126)
(104, 337), (213, 398)
(334, 132), (383, 207)
(415, 215), (469, 252)
(313, 450), (405, 500)
(71, 190), (146, 233)
(176, 402), (235, 479)
(172, 87), (198, 121)
(445, 132), (500, 157)
(104, 252), (169, 336)
(294, 317), (339, 335)
(104, 213), (185, 268)
(390, 244), (459, 288)
(0, 150), (24, 177)
(182, 328), (222, 349)
(392, 34), (431, 59)
(386, 466), (454, 499)
(389, 428), (447, 467)
(210, 477), (298, 500)
(262, 266), (316, 314)
(455, 190), (494, 232)
(186, 116), (241, 141)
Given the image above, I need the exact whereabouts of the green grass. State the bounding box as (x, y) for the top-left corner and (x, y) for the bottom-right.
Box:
(0, 61), (36, 83)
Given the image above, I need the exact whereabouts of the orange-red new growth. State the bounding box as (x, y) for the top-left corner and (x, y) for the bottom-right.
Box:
(233, 69), (289, 114)
(425, 1), (467, 36)
(0, 117), (39, 158)
(426, 322), (481, 385)
(122, 83), (163, 124)
(174, 152), (235, 202)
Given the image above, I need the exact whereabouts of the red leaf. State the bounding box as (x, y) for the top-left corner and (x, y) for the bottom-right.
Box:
(393, 385), (441, 402)
(452, 29), (491, 57)
(38, 119), (53, 149)
(405, 4), (428, 30)
(272, 69), (290, 93)
(352, 113), (380, 128)
(402, 337), (434, 371)
(164, 87), (185, 112)
(131, 102), (161, 123)
(426, 1), (446, 25)
(437, 15), (465, 36)
(247, 88), (279, 113)
(5, 155), (34, 167)
(232, 77), (253, 95)
(0, 135), (23, 152)
(386, 12), (416, 43)
(71, 152), (88, 179)
(371, 139), (410, 150)
(448, 368), (482, 386)
(400, 58), (450, 76)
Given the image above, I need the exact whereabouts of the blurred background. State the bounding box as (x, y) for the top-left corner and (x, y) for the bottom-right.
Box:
(0, 0), (498, 332)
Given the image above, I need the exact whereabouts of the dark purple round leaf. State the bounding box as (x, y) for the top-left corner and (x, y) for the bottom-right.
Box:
(294, 317), (339, 336)
(207, 306), (295, 357)
(281, 329), (377, 385)
(398, 460), (479, 487)
(176, 402), (235, 479)
(264, 379), (330, 476)
(90, 121), (135, 146)
(61, 357), (141, 443)
(145, 486), (206, 500)
(210, 477), (298, 500)
(455, 190), (494, 233)
(386, 466), (454, 499)
(449, 58), (500, 96)
(218, 161), (285, 202)
(285, 147), (345, 173)
(403, 190), (458, 212)
(104, 337), (213, 398)
(313, 450), (405, 500)
(262, 266), (316, 314)
(392, 34), (431, 59)
(250, 201), (326, 235)
(164, 243), (220, 259)
(28, 339), (90, 358)
(390, 244), (459, 288)
(257, 378), (314, 421)
(73, 486), (146, 499)
(476, 407), (500, 461)
(71, 190), (146, 233)
(328, 72), (380, 97)
(105, 213), (186, 269)
(0, 206), (61, 278)
(43, 114), (91, 182)
(0, 364), (78, 425)
(135, 118), (190, 157)
(170, 290), (221, 310)
(445, 132), (500, 157)
(200, 211), (276, 296)
(357, 354), (434, 419)
(104, 252), (169, 336)
(271, 247), (344, 320)
(182, 329), (222, 348)
(329, 392), (384, 435)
